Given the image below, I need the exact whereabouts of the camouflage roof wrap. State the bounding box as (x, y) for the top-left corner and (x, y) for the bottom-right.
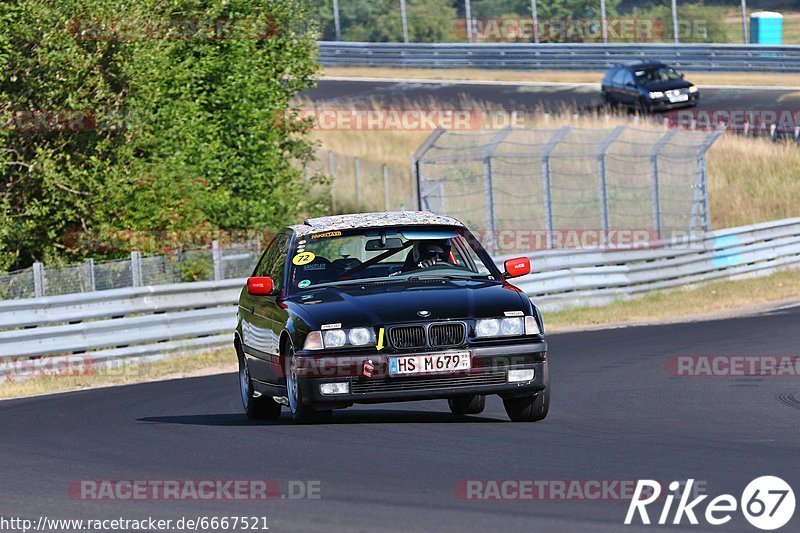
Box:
(290, 211), (465, 236)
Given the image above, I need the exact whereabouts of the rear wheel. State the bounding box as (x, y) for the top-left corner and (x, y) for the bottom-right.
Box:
(238, 350), (281, 420)
(448, 394), (486, 415)
(285, 342), (332, 424)
(503, 387), (549, 422)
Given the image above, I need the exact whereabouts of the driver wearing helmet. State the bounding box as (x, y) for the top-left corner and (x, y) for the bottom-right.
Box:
(405, 239), (451, 270)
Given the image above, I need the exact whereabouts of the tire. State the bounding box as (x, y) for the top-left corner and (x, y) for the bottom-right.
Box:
(285, 342), (333, 424)
(238, 350), (281, 421)
(448, 394), (486, 415)
(637, 97), (652, 115)
(503, 387), (549, 422)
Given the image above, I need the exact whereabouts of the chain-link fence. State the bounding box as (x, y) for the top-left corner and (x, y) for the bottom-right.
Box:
(0, 242), (261, 301)
(316, 0), (756, 45)
(311, 150), (414, 214)
(414, 125), (722, 254)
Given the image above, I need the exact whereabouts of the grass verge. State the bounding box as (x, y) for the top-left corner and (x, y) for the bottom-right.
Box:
(0, 348), (236, 400)
(323, 66), (800, 88)
(545, 268), (800, 332)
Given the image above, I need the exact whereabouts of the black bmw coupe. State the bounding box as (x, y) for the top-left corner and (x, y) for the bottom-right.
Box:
(235, 211), (549, 423)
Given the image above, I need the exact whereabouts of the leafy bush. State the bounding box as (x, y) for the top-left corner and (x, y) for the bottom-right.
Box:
(0, 0), (323, 271)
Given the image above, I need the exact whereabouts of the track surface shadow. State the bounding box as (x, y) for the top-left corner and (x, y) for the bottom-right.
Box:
(138, 409), (503, 426)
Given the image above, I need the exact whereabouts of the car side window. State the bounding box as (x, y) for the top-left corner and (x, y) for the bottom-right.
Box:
(612, 69), (626, 86)
(253, 236), (279, 277)
(267, 234), (290, 290)
(622, 70), (634, 86)
(603, 68), (616, 85)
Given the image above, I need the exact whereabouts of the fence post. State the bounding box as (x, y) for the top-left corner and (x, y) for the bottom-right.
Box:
(354, 157), (361, 211)
(383, 164), (391, 211)
(597, 126), (626, 247)
(693, 130), (724, 233)
(131, 251), (142, 287)
(650, 130), (676, 240)
(33, 262), (45, 297)
(332, 0), (341, 41)
(400, 0), (409, 43)
(212, 240), (223, 281)
(85, 258), (96, 292)
(540, 126), (571, 249)
(411, 127), (446, 210)
(328, 151), (336, 212)
(481, 127), (512, 255)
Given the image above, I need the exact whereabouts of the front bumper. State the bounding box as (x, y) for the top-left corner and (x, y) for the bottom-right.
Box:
(296, 341), (548, 406)
(650, 93), (698, 110)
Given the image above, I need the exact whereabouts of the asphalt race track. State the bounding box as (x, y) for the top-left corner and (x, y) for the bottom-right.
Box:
(303, 79), (800, 125)
(2, 306), (799, 531)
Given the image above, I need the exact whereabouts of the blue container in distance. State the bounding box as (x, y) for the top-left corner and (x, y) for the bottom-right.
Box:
(750, 11), (783, 45)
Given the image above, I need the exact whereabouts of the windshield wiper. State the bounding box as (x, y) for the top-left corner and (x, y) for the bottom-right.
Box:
(406, 274), (482, 281)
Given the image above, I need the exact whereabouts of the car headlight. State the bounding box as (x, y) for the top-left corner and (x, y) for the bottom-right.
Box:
(648, 91), (664, 99)
(304, 328), (376, 350)
(688, 85), (699, 93)
(322, 329), (347, 348)
(475, 318), (500, 338)
(475, 316), (539, 338)
(500, 317), (524, 336)
(348, 327), (372, 346)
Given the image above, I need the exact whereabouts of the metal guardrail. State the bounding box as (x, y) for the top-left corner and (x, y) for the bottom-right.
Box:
(1, 218), (799, 380)
(318, 42), (800, 72)
(515, 217), (800, 310)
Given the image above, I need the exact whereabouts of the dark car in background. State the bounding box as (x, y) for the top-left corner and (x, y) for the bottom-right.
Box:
(234, 211), (549, 423)
(601, 61), (699, 112)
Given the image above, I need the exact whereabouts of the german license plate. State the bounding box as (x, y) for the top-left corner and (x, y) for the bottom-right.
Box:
(388, 351), (471, 376)
(668, 94), (689, 103)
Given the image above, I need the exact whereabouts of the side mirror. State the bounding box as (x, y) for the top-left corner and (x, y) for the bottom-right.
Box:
(503, 257), (531, 279)
(247, 276), (274, 295)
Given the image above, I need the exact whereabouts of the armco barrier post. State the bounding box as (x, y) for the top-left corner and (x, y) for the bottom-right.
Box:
(32, 262), (45, 298)
(131, 251), (142, 287)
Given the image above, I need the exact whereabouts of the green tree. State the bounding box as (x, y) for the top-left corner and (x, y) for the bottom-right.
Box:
(0, 0), (322, 270)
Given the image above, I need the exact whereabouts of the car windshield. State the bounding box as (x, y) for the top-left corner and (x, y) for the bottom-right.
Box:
(288, 227), (496, 292)
(634, 66), (682, 82)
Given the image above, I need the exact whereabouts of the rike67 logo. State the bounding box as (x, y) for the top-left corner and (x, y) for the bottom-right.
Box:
(625, 477), (795, 530)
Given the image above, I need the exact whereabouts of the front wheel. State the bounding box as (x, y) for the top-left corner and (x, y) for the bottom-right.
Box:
(285, 343), (332, 424)
(503, 387), (549, 422)
(448, 394), (485, 415)
(239, 352), (281, 420)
